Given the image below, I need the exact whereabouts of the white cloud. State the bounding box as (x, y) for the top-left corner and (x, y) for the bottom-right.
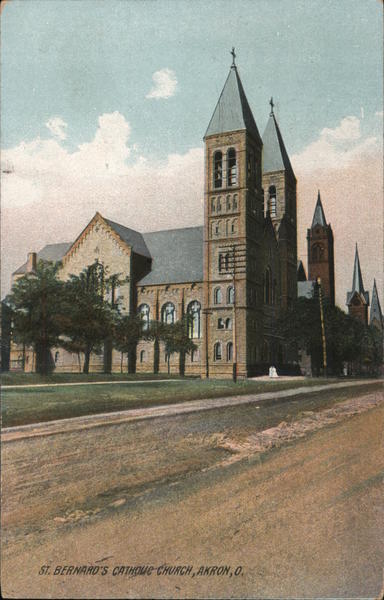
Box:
(291, 115), (379, 173)
(46, 116), (68, 140)
(1, 111), (203, 296)
(146, 68), (177, 99)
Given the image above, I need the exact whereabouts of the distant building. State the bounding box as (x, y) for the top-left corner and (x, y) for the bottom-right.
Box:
(346, 244), (369, 325)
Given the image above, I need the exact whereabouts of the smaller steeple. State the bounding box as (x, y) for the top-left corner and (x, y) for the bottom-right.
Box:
(352, 244), (365, 295)
(370, 279), (383, 327)
(346, 244), (369, 307)
(311, 191), (327, 227)
(262, 100), (296, 180)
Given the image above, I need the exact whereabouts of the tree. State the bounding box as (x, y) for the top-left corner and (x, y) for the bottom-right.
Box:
(61, 261), (118, 374)
(6, 261), (65, 374)
(279, 297), (383, 376)
(159, 316), (197, 376)
(279, 297), (323, 375)
(113, 313), (143, 373)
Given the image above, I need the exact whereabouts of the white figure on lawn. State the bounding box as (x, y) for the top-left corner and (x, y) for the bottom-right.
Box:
(269, 366), (279, 378)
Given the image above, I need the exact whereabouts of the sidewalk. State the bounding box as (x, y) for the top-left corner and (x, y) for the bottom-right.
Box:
(3, 379), (381, 443)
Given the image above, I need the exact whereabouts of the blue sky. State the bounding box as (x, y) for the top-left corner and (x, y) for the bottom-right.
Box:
(1, 0), (383, 307)
(2, 0), (382, 155)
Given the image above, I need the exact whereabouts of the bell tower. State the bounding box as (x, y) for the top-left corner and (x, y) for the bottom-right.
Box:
(307, 191), (335, 305)
(346, 244), (369, 325)
(203, 50), (264, 378)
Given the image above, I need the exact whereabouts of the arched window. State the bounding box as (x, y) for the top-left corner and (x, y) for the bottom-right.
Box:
(231, 219), (236, 234)
(227, 148), (237, 186)
(225, 220), (229, 236)
(214, 287), (222, 304)
(227, 342), (233, 361)
(138, 303), (150, 331)
(188, 301), (201, 339)
(227, 286), (235, 304)
(140, 350), (146, 363)
(214, 342), (222, 361)
(191, 349), (200, 363)
(232, 194), (238, 211)
(215, 222), (220, 236)
(161, 302), (176, 324)
(214, 151), (223, 188)
(226, 195), (231, 211)
(268, 185), (277, 217)
(225, 317), (232, 330)
(211, 197), (216, 213)
(264, 268), (272, 304)
(55, 351), (59, 363)
(216, 196), (222, 212)
(218, 318), (224, 329)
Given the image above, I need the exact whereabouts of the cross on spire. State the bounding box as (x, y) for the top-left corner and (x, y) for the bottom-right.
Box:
(269, 97), (274, 115)
(230, 47), (236, 66)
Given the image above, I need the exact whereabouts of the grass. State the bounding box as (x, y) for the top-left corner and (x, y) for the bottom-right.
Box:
(1, 371), (184, 386)
(1, 376), (351, 428)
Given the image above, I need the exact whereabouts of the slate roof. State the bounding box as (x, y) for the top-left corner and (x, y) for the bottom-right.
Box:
(370, 279), (383, 325)
(311, 191), (327, 227)
(298, 280), (316, 299)
(13, 243), (72, 275)
(104, 217), (151, 259)
(139, 226), (203, 285)
(297, 260), (307, 282)
(346, 245), (369, 305)
(262, 112), (295, 179)
(205, 66), (261, 143)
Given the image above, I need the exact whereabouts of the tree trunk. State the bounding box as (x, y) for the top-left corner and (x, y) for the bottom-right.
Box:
(83, 345), (91, 374)
(77, 352), (81, 373)
(120, 352), (123, 373)
(154, 339), (159, 374)
(167, 353), (170, 375)
(179, 351), (185, 376)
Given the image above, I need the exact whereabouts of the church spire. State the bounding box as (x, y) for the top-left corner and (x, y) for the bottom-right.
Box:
(262, 100), (296, 180)
(204, 54), (261, 142)
(311, 190), (327, 227)
(351, 244), (366, 295)
(370, 279), (383, 327)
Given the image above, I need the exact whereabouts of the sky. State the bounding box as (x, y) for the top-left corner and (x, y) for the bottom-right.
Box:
(1, 0), (383, 310)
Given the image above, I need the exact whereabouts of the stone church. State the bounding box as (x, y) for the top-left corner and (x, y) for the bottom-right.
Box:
(10, 58), (357, 377)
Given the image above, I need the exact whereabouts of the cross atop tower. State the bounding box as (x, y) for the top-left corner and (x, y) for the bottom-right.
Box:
(269, 97), (274, 116)
(230, 47), (236, 66)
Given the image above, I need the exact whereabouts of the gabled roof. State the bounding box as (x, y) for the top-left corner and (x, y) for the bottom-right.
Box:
(262, 110), (296, 179)
(204, 66), (261, 143)
(370, 279), (383, 326)
(346, 244), (369, 305)
(104, 217), (151, 259)
(13, 243), (72, 275)
(139, 226), (203, 285)
(63, 213), (151, 264)
(311, 191), (327, 227)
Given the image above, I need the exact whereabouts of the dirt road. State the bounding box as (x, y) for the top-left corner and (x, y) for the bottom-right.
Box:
(2, 385), (383, 598)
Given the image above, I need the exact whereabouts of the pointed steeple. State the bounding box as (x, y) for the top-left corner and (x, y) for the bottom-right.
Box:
(352, 244), (365, 294)
(311, 191), (327, 227)
(370, 279), (383, 326)
(262, 104), (295, 179)
(347, 244), (369, 306)
(204, 62), (261, 142)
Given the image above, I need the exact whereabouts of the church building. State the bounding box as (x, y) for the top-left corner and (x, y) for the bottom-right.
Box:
(10, 56), (327, 377)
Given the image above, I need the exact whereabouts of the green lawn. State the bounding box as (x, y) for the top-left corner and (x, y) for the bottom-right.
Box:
(1, 377), (341, 428)
(1, 371), (184, 386)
